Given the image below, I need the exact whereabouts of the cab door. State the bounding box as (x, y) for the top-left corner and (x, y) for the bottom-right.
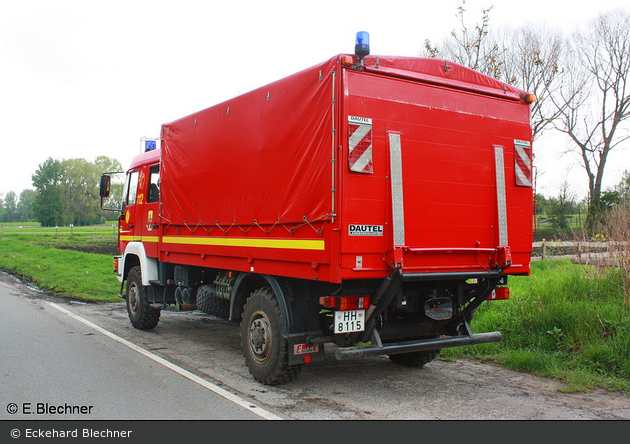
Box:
(135, 163), (160, 258)
(119, 169), (140, 253)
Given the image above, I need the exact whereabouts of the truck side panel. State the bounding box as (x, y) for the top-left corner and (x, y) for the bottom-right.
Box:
(158, 58), (340, 280)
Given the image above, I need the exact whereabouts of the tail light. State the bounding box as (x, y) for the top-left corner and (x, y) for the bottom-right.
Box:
(489, 287), (510, 300)
(319, 296), (371, 310)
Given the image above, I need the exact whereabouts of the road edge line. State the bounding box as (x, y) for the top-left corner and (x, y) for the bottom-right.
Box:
(46, 301), (284, 421)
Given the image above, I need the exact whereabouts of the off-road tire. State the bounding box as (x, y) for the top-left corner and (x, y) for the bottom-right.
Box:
(126, 266), (160, 330)
(388, 349), (440, 367)
(196, 286), (230, 320)
(241, 287), (301, 385)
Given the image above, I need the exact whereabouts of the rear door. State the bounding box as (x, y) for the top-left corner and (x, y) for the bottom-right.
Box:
(340, 69), (532, 274)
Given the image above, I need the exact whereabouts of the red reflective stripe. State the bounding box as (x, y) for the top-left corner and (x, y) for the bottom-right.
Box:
(515, 143), (532, 186)
(348, 123), (373, 173)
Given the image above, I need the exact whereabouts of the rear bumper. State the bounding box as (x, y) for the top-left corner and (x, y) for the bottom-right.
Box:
(334, 331), (501, 360)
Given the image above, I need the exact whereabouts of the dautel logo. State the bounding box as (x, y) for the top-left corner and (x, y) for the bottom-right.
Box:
(348, 224), (383, 236)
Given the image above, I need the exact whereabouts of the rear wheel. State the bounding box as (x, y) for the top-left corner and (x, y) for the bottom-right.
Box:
(388, 349), (440, 367)
(241, 287), (301, 385)
(126, 266), (160, 330)
(196, 285), (230, 319)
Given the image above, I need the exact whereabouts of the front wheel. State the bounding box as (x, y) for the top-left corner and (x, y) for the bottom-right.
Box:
(241, 287), (301, 385)
(126, 266), (160, 330)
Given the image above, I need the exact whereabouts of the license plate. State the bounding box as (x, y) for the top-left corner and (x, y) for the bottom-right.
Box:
(334, 310), (365, 333)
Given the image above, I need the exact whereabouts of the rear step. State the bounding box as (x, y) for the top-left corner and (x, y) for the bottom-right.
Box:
(334, 331), (501, 360)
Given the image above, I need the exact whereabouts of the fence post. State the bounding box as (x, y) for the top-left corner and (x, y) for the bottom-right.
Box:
(542, 241), (547, 261)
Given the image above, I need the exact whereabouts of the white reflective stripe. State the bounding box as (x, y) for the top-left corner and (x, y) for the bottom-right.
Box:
(514, 140), (532, 187)
(494, 146), (509, 246)
(348, 124), (371, 148)
(351, 144), (373, 172)
(515, 145), (531, 170)
(389, 132), (405, 246)
(348, 123), (373, 173)
(515, 164), (532, 187)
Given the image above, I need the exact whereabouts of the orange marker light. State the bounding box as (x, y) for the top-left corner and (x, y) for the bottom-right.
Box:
(524, 93), (536, 103)
(341, 55), (355, 66)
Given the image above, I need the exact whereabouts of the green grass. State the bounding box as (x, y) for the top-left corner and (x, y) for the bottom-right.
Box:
(1, 222), (117, 240)
(0, 237), (121, 302)
(1, 233), (628, 394)
(443, 260), (630, 394)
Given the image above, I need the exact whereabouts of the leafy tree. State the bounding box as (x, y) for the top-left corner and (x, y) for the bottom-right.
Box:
(598, 170), (630, 211)
(94, 155), (123, 174)
(547, 182), (576, 230)
(31, 156), (121, 226)
(2, 191), (18, 223)
(32, 158), (64, 226)
(61, 158), (102, 226)
(17, 189), (35, 221)
(617, 170), (630, 202)
(535, 194), (549, 216)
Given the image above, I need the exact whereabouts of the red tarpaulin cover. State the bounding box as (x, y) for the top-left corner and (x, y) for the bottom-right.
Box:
(160, 57), (338, 229)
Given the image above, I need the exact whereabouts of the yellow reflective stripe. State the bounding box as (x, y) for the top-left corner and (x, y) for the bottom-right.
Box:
(120, 235), (159, 243)
(119, 235), (325, 250)
(162, 236), (325, 251)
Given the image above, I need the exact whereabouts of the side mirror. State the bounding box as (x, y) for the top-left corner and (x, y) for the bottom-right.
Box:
(100, 175), (111, 198)
(99, 172), (124, 212)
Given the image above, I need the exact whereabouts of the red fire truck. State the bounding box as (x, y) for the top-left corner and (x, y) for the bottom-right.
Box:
(100, 34), (535, 385)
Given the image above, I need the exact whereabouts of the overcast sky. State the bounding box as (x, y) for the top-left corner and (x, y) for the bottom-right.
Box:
(1, 0), (629, 200)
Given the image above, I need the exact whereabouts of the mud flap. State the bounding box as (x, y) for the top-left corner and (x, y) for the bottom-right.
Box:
(288, 333), (326, 365)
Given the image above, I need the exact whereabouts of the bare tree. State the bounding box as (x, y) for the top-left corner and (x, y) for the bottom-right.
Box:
(424, 2), (502, 79)
(423, 2), (565, 140)
(552, 10), (630, 222)
(502, 25), (565, 140)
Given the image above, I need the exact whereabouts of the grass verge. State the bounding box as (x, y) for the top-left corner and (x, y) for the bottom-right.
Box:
(1, 237), (628, 394)
(442, 260), (630, 394)
(0, 237), (121, 302)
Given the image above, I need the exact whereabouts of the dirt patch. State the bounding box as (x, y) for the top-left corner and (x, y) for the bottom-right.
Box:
(47, 242), (119, 256)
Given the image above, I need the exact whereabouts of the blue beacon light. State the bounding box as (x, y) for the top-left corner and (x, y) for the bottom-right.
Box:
(145, 140), (156, 151)
(354, 31), (370, 68)
(355, 31), (370, 57)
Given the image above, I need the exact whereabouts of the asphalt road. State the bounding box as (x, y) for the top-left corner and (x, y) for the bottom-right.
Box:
(1, 272), (628, 421)
(0, 274), (282, 421)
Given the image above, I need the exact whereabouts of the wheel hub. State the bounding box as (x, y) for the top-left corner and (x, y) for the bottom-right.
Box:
(249, 313), (271, 363)
(128, 284), (139, 314)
